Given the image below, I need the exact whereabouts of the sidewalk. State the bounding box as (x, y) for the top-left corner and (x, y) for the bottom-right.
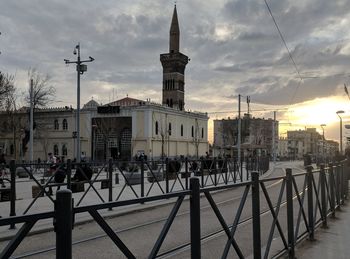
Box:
(294, 203), (350, 259)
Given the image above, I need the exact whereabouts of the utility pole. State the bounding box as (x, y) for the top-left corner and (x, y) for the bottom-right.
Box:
(272, 111), (276, 164)
(29, 79), (34, 162)
(237, 94), (241, 168)
(64, 44), (94, 162)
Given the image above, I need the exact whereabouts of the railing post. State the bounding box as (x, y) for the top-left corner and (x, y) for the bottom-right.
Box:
(55, 189), (73, 259)
(213, 158), (217, 186)
(329, 163), (336, 217)
(185, 158), (189, 190)
(224, 158), (228, 184)
(108, 159), (113, 210)
(286, 168), (295, 258)
(165, 158), (169, 193)
(320, 164), (327, 228)
(190, 177), (201, 259)
(251, 171), (261, 259)
(140, 159), (145, 198)
(200, 159), (204, 187)
(306, 165), (314, 240)
(345, 161), (349, 199)
(9, 160), (16, 229)
(66, 159), (71, 190)
(340, 162), (344, 205)
(335, 162), (341, 209)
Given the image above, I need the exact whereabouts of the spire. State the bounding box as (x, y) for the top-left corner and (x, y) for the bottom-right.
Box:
(169, 5), (180, 53)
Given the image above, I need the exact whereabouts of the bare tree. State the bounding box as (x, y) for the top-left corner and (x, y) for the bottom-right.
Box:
(25, 68), (56, 108)
(0, 72), (16, 111)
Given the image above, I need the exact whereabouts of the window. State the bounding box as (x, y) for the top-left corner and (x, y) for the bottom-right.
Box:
(54, 119), (59, 130)
(168, 123), (172, 136)
(54, 144), (59, 156)
(202, 128), (204, 138)
(170, 99), (173, 108)
(62, 119), (68, 130)
(62, 144), (67, 156)
(191, 126), (194, 138)
(155, 121), (159, 135)
(10, 144), (14, 155)
(181, 124), (183, 137)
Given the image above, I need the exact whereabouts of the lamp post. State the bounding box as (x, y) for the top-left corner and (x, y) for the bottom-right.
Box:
(336, 110), (345, 155)
(64, 44), (94, 162)
(320, 124), (326, 161)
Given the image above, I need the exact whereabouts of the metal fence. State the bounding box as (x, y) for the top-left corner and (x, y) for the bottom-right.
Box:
(0, 161), (347, 258)
(0, 157), (270, 217)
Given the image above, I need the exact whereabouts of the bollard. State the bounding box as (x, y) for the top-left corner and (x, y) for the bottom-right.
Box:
(66, 159), (72, 190)
(320, 164), (327, 228)
(55, 190), (73, 259)
(306, 166), (314, 240)
(108, 159), (113, 210)
(251, 172), (261, 259)
(286, 169), (295, 258)
(329, 163), (336, 217)
(190, 178), (201, 259)
(9, 160), (16, 229)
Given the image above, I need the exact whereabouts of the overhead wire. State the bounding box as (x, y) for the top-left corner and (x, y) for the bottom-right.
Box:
(263, 0), (303, 106)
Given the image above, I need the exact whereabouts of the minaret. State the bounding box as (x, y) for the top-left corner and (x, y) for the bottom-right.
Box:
(160, 5), (189, 111)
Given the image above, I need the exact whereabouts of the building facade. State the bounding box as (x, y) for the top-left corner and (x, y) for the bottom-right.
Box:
(213, 114), (278, 158)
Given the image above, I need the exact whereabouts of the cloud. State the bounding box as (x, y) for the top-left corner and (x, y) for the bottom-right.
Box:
(1, 0), (350, 115)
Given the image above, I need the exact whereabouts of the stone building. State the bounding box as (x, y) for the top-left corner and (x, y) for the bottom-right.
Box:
(213, 114), (278, 157)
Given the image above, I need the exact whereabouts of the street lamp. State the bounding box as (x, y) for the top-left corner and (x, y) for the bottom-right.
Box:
(336, 110), (345, 155)
(64, 44), (94, 162)
(320, 124), (326, 161)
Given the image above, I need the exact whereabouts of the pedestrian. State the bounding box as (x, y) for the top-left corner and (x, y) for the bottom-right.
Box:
(0, 154), (6, 187)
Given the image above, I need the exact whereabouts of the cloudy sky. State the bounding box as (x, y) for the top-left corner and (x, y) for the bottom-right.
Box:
(1, 0), (350, 143)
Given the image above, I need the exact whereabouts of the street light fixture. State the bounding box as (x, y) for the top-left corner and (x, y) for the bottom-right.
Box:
(336, 110), (345, 155)
(320, 124), (326, 160)
(65, 43), (94, 162)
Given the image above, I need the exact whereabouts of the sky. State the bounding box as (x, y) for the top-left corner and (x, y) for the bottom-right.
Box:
(1, 0), (350, 144)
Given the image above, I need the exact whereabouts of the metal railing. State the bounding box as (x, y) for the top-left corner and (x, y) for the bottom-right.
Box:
(1, 159), (344, 259)
(1, 157), (270, 217)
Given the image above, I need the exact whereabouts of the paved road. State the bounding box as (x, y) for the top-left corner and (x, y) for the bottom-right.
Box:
(0, 161), (308, 258)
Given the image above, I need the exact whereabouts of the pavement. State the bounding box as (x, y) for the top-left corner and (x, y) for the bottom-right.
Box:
(293, 202), (350, 259)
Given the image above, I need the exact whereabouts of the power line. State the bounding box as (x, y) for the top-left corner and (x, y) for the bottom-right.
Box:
(263, 0), (303, 106)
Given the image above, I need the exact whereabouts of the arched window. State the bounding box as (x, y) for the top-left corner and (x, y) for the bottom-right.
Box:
(181, 124), (183, 137)
(53, 144), (59, 156)
(155, 121), (159, 135)
(54, 119), (59, 130)
(62, 119), (68, 130)
(62, 144), (67, 156)
(191, 126), (194, 138)
(168, 123), (172, 136)
(202, 128), (204, 138)
(166, 99), (170, 107)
